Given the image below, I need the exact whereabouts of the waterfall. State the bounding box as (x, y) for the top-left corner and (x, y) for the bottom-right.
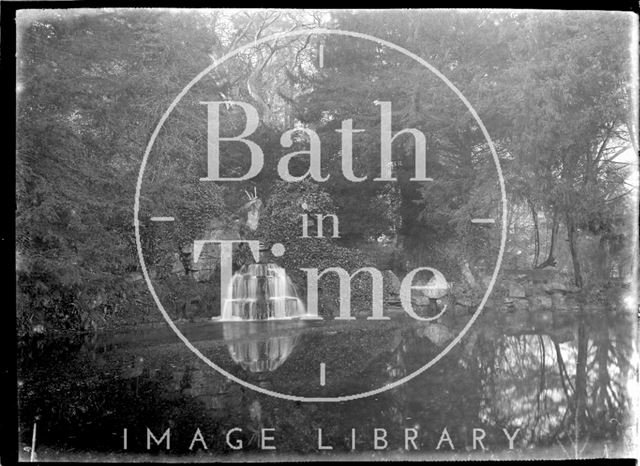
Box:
(221, 264), (307, 321)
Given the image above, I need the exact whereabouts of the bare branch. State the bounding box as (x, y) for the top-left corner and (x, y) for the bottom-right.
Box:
(604, 188), (635, 204)
(227, 17), (255, 52)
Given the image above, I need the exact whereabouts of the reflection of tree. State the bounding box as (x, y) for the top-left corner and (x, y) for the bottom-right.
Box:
(478, 310), (634, 455)
(19, 309), (635, 457)
(478, 332), (568, 443)
(372, 328), (488, 449)
(553, 312), (634, 455)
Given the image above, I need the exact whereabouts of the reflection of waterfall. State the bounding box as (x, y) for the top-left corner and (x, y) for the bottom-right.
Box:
(222, 264), (307, 321)
(223, 322), (300, 373)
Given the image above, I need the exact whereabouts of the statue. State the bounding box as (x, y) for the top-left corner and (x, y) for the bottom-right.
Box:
(220, 187), (308, 321)
(239, 187), (262, 232)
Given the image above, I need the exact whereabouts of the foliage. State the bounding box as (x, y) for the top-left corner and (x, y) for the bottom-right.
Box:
(16, 10), (323, 331)
(15, 10), (636, 332)
(256, 181), (377, 317)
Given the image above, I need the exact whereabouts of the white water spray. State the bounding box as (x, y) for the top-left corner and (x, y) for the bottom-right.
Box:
(221, 263), (307, 321)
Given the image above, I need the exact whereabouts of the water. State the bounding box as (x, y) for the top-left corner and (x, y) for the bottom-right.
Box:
(17, 307), (637, 460)
(224, 322), (300, 373)
(221, 264), (307, 321)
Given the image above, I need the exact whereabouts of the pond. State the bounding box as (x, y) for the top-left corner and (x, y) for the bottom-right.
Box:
(17, 307), (637, 461)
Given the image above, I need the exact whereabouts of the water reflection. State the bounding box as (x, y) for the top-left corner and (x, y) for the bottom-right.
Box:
(223, 322), (301, 373)
(475, 312), (636, 453)
(17, 307), (637, 458)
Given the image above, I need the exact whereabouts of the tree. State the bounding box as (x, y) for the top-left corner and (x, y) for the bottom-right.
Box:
(15, 9), (328, 331)
(501, 12), (635, 287)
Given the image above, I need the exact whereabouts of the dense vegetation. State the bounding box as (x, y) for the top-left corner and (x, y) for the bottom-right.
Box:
(16, 10), (637, 334)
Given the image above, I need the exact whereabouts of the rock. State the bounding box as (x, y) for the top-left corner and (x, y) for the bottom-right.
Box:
(480, 275), (492, 287)
(531, 310), (553, 326)
(171, 253), (185, 275)
(438, 309), (458, 328)
(181, 296), (203, 320)
(203, 395), (225, 410)
(159, 390), (182, 402)
(463, 331), (479, 355)
(454, 304), (469, 317)
(385, 297), (401, 306)
(553, 312), (574, 326)
(529, 268), (560, 282)
(450, 283), (467, 296)
(483, 327), (498, 341)
(204, 229), (226, 240)
(412, 296), (432, 306)
(504, 313), (519, 329)
(508, 283), (527, 298)
(125, 272), (144, 283)
(525, 284), (540, 297)
(548, 282), (568, 293)
(513, 299), (529, 312)
(551, 292), (566, 309)
(550, 329), (574, 343)
(505, 308), (530, 329)
(182, 388), (197, 397)
(456, 298), (474, 307)
(514, 308), (530, 324)
(531, 295), (553, 309)
(120, 356), (144, 379)
(417, 323), (454, 346)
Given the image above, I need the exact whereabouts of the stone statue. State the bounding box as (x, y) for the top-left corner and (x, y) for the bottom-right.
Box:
(220, 188), (307, 321)
(239, 187), (263, 232)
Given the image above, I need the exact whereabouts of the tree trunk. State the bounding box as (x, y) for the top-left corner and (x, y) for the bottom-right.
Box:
(528, 198), (540, 268)
(536, 207), (558, 268)
(573, 316), (589, 438)
(397, 162), (430, 269)
(566, 214), (583, 288)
